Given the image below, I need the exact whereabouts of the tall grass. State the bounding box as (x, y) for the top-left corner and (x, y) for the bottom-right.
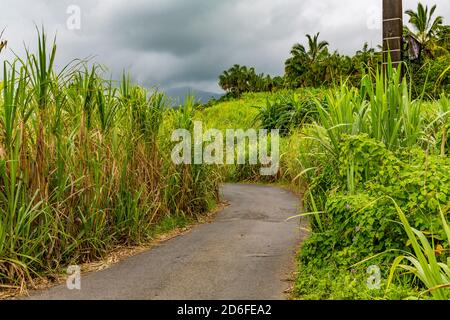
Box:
(309, 65), (426, 160)
(293, 63), (450, 197)
(0, 29), (220, 288)
(387, 200), (450, 300)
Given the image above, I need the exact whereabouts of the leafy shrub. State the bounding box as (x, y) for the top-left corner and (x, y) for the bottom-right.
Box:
(407, 55), (450, 99)
(294, 263), (420, 300)
(253, 93), (320, 136)
(301, 134), (450, 270)
(300, 193), (404, 267)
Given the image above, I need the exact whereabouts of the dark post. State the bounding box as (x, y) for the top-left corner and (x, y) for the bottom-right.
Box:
(383, 0), (403, 67)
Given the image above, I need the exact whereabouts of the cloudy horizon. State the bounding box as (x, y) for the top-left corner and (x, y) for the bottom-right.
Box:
(0, 0), (449, 93)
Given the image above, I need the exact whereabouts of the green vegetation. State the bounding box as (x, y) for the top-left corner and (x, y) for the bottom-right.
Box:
(204, 70), (449, 299)
(0, 1), (448, 301)
(387, 201), (450, 300)
(404, 3), (443, 57)
(202, 41), (450, 298)
(217, 3), (449, 100)
(218, 65), (284, 99)
(196, 3), (449, 298)
(0, 29), (220, 290)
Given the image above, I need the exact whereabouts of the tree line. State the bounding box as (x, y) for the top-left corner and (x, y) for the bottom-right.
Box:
(218, 3), (449, 99)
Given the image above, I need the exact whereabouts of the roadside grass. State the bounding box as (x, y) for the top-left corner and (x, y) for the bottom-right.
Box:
(0, 210), (212, 299)
(0, 29), (220, 292)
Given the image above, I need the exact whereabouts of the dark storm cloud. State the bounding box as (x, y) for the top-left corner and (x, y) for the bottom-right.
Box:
(1, 0), (449, 92)
(102, 1), (238, 56)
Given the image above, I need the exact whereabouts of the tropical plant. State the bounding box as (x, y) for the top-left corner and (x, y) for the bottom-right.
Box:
(300, 33), (330, 64)
(387, 202), (450, 300)
(253, 93), (318, 135)
(405, 3), (444, 57)
(285, 33), (329, 88)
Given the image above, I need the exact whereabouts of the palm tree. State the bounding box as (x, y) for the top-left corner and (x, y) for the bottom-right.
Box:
(285, 33), (329, 87)
(405, 3), (444, 56)
(219, 70), (232, 93)
(305, 33), (329, 63)
(289, 33), (329, 64)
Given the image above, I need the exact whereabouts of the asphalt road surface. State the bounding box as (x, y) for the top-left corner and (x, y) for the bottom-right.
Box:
(29, 184), (305, 300)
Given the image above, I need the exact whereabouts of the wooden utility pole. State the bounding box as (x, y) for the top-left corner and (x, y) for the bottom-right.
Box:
(383, 0), (403, 67)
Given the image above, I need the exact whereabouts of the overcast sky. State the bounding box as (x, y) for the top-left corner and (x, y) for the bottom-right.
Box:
(0, 0), (448, 92)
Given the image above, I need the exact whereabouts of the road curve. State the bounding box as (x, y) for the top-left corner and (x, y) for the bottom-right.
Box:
(28, 184), (305, 300)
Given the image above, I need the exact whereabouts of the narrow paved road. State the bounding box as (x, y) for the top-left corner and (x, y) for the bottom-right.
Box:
(29, 184), (305, 300)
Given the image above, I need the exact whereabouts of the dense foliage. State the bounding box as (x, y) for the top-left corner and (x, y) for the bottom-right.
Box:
(202, 60), (449, 299)
(0, 30), (220, 289)
(218, 64), (283, 98)
(217, 3), (449, 100)
(0, 2), (448, 300)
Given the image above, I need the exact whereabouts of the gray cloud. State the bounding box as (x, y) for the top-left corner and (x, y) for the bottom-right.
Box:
(0, 0), (449, 92)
